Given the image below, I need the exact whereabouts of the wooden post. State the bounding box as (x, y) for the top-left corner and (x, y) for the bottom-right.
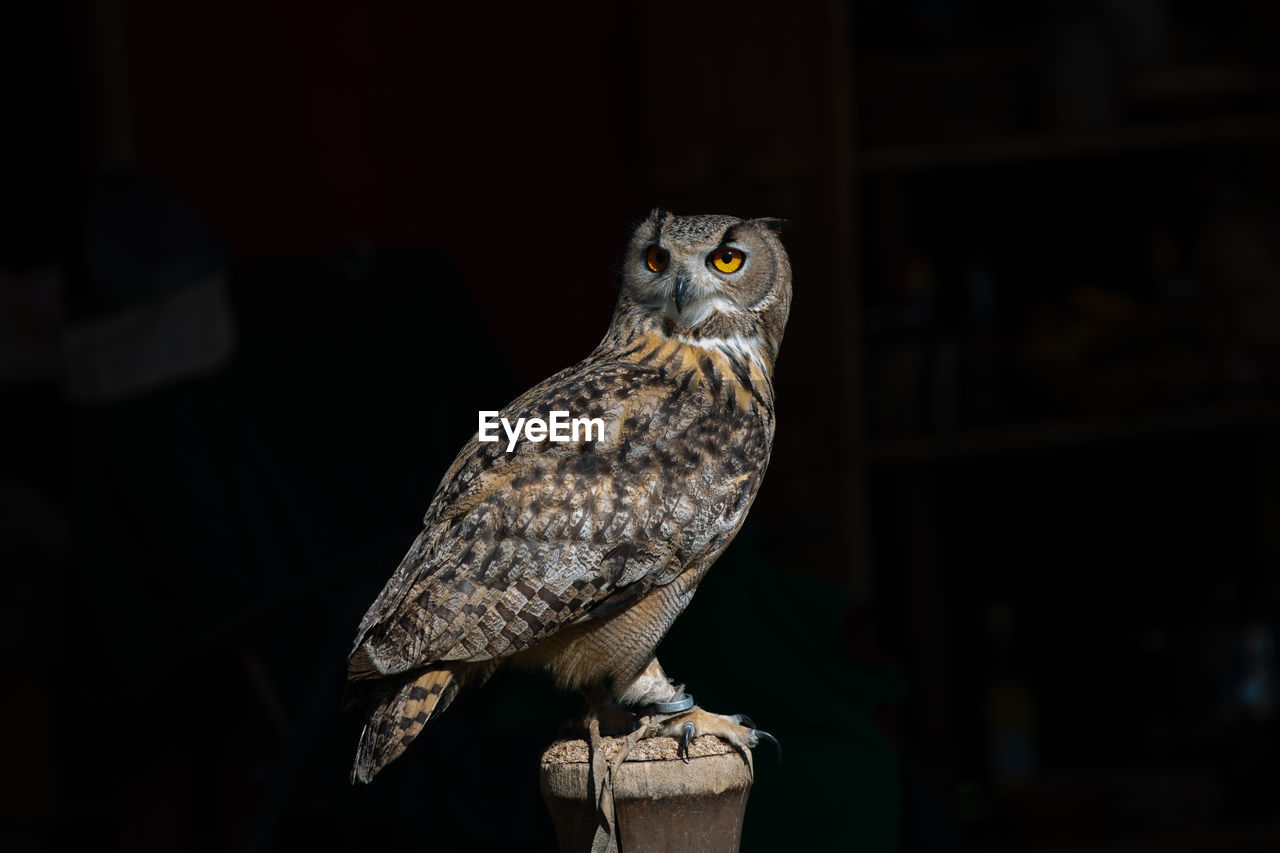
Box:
(540, 735), (754, 853)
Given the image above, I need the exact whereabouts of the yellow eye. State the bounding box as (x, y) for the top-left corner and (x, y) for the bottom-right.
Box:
(646, 246), (669, 273)
(710, 247), (744, 274)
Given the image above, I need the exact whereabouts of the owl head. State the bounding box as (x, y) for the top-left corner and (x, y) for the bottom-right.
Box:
(613, 210), (792, 363)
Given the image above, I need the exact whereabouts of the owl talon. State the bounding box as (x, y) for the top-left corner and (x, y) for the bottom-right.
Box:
(752, 728), (782, 761)
(732, 713), (756, 729)
(678, 721), (695, 762)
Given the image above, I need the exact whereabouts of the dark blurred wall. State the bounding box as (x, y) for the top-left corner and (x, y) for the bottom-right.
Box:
(122, 2), (642, 379)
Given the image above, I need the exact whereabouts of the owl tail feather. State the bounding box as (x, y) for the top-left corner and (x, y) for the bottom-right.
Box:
(351, 663), (470, 784)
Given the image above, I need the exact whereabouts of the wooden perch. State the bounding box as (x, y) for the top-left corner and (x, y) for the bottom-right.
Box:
(540, 733), (754, 853)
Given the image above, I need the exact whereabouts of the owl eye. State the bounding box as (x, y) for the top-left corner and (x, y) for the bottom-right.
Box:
(645, 246), (670, 273)
(710, 247), (745, 274)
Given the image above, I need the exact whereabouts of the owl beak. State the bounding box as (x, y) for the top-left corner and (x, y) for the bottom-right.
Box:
(673, 273), (692, 314)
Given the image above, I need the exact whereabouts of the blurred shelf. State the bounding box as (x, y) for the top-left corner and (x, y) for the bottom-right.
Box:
(867, 399), (1280, 465)
(857, 112), (1280, 174)
(974, 819), (1280, 853)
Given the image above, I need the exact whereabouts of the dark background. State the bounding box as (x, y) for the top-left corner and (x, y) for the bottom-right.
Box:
(3, 1), (1280, 851)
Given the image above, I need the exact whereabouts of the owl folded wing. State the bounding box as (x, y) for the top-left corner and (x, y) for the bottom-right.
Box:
(347, 361), (748, 679)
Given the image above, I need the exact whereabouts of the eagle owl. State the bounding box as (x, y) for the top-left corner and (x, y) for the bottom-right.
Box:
(345, 210), (791, 782)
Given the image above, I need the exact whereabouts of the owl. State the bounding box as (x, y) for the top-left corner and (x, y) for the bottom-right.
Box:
(344, 210), (791, 782)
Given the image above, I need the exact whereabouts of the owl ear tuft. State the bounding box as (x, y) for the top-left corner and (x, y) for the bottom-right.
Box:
(756, 217), (790, 234)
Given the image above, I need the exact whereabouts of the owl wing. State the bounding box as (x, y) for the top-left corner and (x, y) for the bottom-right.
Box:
(348, 357), (769, 679)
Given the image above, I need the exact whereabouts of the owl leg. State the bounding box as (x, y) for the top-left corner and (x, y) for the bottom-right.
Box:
(578, 684), (638, 736)
(614, 658), (780, 762)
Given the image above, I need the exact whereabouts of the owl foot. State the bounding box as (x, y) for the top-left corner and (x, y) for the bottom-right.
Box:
(653, 707), (781, 764)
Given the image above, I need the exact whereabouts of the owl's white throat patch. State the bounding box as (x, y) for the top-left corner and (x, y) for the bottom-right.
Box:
(677, 333), (768, 374)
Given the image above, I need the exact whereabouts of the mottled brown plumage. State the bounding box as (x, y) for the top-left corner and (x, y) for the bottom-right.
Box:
(345, 210), (791, 782)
